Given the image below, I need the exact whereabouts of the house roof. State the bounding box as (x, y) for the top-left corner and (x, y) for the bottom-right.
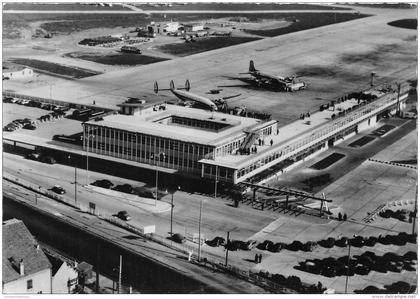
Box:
(2, 219), (52, 284)
(45, 253), (64, 277)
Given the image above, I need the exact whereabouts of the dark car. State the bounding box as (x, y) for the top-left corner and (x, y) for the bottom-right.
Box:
(51, 185), (66, 194)
(257, 240), (274, 251)
(117, 210), (131, 221)
(113, 184), (133, 194)
(172, 233), (186, 244)
(23, 123), (36, 130)
(39, 155), (56, 164)
(25, 152), (41, 160)
(206, 236), (225, 247)
(92, 179), (114, 189)
(241, 240), (258, 251)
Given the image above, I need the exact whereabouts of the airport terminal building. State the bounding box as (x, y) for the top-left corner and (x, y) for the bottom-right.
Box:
(83, 82), (409, 184)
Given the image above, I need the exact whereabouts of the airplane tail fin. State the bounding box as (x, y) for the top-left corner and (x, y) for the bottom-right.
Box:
(170, 80), (175, 91)
(249, 60), (256, 72)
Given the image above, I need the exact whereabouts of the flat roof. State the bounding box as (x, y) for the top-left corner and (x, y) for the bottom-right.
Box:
(86, 105), (261, 146)
(199, 98), (370, 168)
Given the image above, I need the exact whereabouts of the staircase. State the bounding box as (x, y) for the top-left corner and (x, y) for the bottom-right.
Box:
(240, 131), (259, 151)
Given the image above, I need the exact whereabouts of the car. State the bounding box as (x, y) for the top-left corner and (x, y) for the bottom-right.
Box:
(23, 124), (36, 130)
(3, 126), (14, 132)
(92, 179), (114, 189)
(113, 184), (133, 194)
(10, 98), (19, 104)
(21, 99), (30, 105)
(257, 240), (274, 251)
(171, 233), (186, 244)
(206, 236), (225, 247)
(241, 240), (258, 250)
(51, 185), (66, 194)
(117, 210), (131, 221)
(39, 155), (56, 164)
(3, 97), (13, 103)
(25, 152), (41, 160)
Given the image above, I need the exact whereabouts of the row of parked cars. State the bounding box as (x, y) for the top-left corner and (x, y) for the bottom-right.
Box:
(4, 96), (70, 113)
(91, 179), (156, 198)
(205, 236), (258, 251)
(4, 118), (36, 132)
(25, 152), (56, 164)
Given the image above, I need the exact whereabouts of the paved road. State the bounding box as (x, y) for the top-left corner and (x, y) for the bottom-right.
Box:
(3, 9), (355, 14)
(3, 181), (269, 294)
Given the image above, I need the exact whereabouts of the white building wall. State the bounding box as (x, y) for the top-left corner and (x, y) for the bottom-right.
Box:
(52, 263), (78, 294)
(3, 268), (51, 294)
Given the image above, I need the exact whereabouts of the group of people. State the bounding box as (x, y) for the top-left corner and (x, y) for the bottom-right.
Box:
(299, 112), (311, 120)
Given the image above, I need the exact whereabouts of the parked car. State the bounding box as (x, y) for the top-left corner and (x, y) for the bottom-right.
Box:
(172, 233), (186, 244)
(113, 184), (133, 194)
(257, 240), (274, 251)
(92, 179), (114, 189)
(3, 97), (13, 103)
(241, 240), (258, 250)
(206, 236), (225, 247)
(23, 123), (36, 130)
(39, 155), (56, 164)
(51, 185), (66, 194)
(25, 152), (41, 160)
(117, 210), (131, 221)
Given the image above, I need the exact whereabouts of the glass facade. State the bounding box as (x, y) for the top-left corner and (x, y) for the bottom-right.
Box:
(83, 124), (214, 174)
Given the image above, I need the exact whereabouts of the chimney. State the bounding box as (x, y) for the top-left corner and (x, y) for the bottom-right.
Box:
(19, 259), (24, 276)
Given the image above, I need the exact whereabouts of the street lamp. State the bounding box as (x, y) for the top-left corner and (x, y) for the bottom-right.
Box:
(154, 152), (165, 206)
(68, 155), (77, 205)
(170, 186), (181, 237)
(345, 234), (357, 294)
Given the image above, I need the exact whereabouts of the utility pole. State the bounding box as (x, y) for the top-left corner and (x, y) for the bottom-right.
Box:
(170, 192), (174, 237)
(412, 184), (417, 236)
(345, 242), (351, 294)
(118, 255), (122, 294)
(214, 165), (218, 199)
(225, 231), (230, 267)
(198, 200), (203, 261)
(74, 164), (77, 205)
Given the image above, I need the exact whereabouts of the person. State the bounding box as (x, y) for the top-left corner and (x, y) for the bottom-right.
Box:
(258, 254), (262, 263)
(270, 139), (273, 146)
(255, 254), (259, 264)
(338, 212), (342, 221)
(93, 100), (96, 105)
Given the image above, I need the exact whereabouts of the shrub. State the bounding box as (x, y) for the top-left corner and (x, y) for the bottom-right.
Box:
(383, 252), (401, 262)
(357, 255), (375, 268)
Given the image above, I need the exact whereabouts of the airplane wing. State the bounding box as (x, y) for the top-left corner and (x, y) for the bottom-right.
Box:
(222, 93), (241, 100)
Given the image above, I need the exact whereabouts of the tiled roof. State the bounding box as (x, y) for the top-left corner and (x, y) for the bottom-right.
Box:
(2, 219), (51, 284)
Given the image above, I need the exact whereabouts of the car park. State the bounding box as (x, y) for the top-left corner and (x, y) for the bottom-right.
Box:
(117, 210), (131, 221)
(51, 185), (66, 194)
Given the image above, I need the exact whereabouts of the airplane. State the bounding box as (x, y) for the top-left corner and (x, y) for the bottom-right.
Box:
(243, 60), (307, 92)
(154, 80), (241, 111)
